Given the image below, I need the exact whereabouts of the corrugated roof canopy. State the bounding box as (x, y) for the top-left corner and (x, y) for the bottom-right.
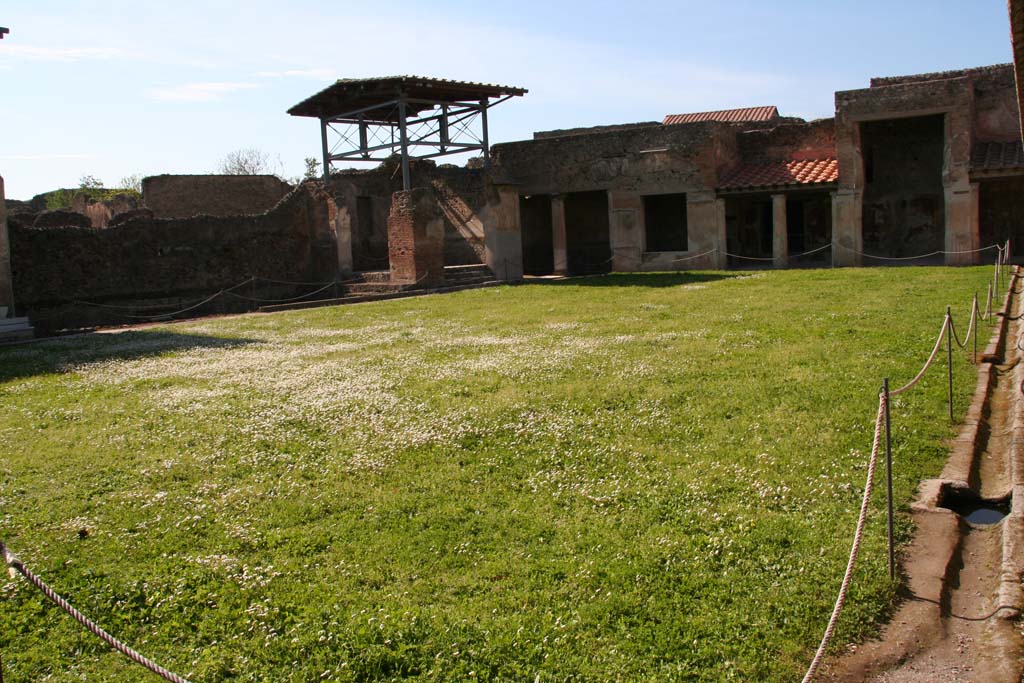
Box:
(288, 76), (527, 121)
(663, 106), (778, 126)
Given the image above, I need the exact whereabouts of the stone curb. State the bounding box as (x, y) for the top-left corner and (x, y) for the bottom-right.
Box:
(999, 267), (1023, 617)
(913, 266), (1020, 620)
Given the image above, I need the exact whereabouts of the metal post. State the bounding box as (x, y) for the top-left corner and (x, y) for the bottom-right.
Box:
(358, 115), (368, 159)
(440, 104), (449, 153)
(319, 118), (330, 180)
(973, 292), (978, 364)
(946, 307), (954, 422)
(883, 378), (895, 580)
(397, 97), (411, 191)
(479, 100), (490, 167)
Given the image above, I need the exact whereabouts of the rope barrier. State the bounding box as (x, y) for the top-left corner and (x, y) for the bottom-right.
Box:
(801, 392), (887, 683)
(73, 289), (227, 321)
(724, 251), (776, 262)
(670, 248), (718, 263)
(1, 541), (191, 683)
(223, 280), (338, 304)
(788, 243), (834, 257)
(889, 315), (949, 396)
(803, 256), (1013, 680)
(834, 243), (1002, 260)
(949, 299), (977, 350)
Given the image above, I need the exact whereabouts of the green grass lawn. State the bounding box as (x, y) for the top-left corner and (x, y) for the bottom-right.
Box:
(0, 267), (997, 682)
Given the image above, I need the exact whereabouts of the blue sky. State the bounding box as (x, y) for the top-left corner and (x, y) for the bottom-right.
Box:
(0, 1), (1014, 199)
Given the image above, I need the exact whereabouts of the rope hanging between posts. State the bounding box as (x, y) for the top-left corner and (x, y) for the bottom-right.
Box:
(948, 300), (977, 350)
(0, 541), (191, 683)
(801, 393), (887, 683)
(889, 314), (950, 396)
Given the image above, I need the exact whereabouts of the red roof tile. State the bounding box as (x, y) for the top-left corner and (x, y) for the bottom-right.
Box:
(718, 158), (839, 190)
(971, 140), (1024, 171)
(663, 106), (778, 126)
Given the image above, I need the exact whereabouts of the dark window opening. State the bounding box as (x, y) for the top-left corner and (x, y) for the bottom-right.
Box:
(643, 193), (688, 252)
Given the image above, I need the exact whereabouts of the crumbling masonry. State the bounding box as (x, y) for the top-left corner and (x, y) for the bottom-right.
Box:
(2, 63), (1023, 335)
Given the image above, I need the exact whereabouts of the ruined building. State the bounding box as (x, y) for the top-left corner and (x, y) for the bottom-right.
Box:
(1, 64), (1021, 337)
(304, 64), (1023, 282)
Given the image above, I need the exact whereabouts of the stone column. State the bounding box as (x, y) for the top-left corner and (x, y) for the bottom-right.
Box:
(831, 190), (862, 266)
(0, 175), (11, 316)
(683, 191), (726, 269)
(714, 198), (728, 269)
(551, 194), (568, 275)
(334, 202), (354, 276)
(772, 193), (788, 268)
(833, 110), (863, 268)
(387, 188), (445, 287)
(483, 183), (524, 282)
(609, 190), (642, 271)
(943, 98), (975, 266)
(944, 181), (978, 266)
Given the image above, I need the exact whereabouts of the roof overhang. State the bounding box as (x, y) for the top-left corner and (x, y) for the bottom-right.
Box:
(288, 76), (526, 122)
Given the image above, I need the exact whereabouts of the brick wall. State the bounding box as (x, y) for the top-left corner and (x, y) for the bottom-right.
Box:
(10, 182), (340, 311)
(387, 188), (444, 286)
(143, 174), (293, 218)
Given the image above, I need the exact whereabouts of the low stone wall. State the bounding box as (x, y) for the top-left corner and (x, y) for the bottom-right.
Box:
(143, 174), (293, 218)
(10, 182), (341, 317)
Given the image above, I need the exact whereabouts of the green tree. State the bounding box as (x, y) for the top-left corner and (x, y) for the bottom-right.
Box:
(303, 157), (322, 180)
(79, 174), (103, 189)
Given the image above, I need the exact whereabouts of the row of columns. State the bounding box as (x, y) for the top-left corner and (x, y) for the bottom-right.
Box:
(542, 184), (984, 273)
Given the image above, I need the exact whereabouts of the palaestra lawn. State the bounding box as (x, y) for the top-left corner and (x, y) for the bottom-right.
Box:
(0, 267), (996, 682)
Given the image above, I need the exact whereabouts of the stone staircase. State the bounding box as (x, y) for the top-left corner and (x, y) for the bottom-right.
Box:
(258, 264), (499, 314)
(0, 316), (34, 343)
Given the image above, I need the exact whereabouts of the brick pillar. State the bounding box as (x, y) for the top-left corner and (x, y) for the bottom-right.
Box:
(387, 188), (444, 287)
(772, 193), (788, 268)
(551, 194), (568, 275)
(0, 175), (12, 317)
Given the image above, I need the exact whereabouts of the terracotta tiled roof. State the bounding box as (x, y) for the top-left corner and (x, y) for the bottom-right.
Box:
(718, 158), (839, 190)
(663, 106), (778, 126)
(971, 141), (1024, 171)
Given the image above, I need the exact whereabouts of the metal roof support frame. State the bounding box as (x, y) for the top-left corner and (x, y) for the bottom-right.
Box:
(289, 76), (526, 190)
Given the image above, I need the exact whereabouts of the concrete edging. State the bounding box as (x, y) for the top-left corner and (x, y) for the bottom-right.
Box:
(913, 266), (1022, 618)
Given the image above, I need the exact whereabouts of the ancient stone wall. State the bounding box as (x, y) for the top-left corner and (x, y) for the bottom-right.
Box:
(970, 66), (1022, 142)
(0, 175), (12, 315)
(143, 174), (293, 218)
(491, 121), (731, 195)
(10, 182), (340, 309)
(71, 192), (141, 228)
(533, 122), (662, 140)
(327, 160), (488, 269)
(736, 118), (836, 162)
